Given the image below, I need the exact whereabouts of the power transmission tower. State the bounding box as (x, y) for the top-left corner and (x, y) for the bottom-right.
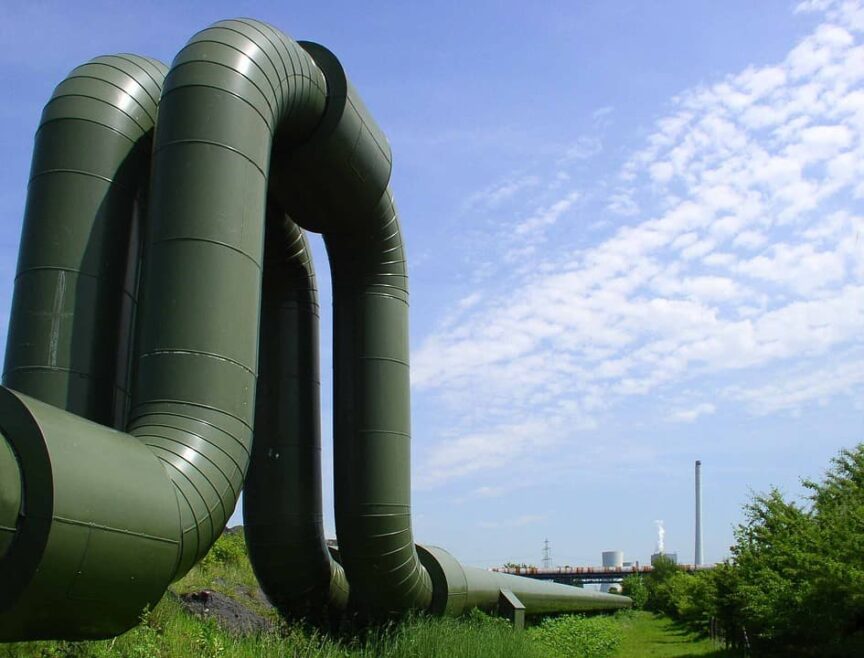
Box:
(543, 538), (552, 569)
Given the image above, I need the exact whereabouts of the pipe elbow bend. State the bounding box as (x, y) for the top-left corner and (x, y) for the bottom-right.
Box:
(0, 388), (181, 641)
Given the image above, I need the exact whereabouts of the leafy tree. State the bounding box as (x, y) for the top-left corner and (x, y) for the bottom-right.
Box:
(803, 445), (864, 642)
(731, 488), (815, 648)
(709, 561), (747, 649)
(643, 554), (681, 615)
(621, 575), (648, 609)
(633, 444), (864, 655)
(729, 444), (864, 655)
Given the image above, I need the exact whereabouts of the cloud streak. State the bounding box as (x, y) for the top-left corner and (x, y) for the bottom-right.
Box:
(414, 0), (864, 486)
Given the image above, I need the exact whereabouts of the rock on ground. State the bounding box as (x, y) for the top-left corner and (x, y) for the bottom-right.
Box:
(180, 590), (274, 635)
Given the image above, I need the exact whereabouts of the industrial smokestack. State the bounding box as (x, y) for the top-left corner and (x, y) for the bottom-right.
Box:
(695, 460), (703, 566)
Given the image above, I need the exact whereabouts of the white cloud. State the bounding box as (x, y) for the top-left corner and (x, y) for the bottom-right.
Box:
(415, 0), (864, 486)
(514, 192), (580, 236)
(607, 191), (639, 216)
(669, 403), (717, 423)
(727, 356), (864, 414)
(564, 136), (602, 161)
(465, 175), (541, 209)
(732, 230), (768, 250)
(472, 486), (508, 498)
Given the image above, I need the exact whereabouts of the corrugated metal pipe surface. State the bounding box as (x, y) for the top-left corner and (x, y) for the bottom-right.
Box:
(271, 42), (434, 617)
(128, 17), (328, 582)
(243, 208), (349, 618)
(0, 54), (183, 640)
(0, 18), (630, 641)
(3, 54), (165, 429)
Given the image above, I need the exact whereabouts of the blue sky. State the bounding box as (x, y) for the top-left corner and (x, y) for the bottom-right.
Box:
(1, 0), (863, 569)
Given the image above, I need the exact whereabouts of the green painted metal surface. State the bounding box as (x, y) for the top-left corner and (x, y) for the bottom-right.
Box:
(273, 42), (434, 617)
(128, 18), (328, 582)
(0, 388), (180, 640)
(0, 432), (21, 557)
(243, 209), (349, 618)
(2, 54), (165, 428)
(0, 18), (629, 641)
(419, 546), (631, 616)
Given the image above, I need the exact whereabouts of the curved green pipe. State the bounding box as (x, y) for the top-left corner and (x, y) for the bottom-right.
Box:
(271, 42), (434, 617)
(326, 191), (435, 615)
(270, 43), (630, 617)
(243, 207), (348, 618)
(0, 54), (182, 641)
(127, 18), (327, 580)
(0, 21), (332, 639)
(0, 389), (180, 640)
(2, 53), (165, 428)
(0, 18), (629, 641)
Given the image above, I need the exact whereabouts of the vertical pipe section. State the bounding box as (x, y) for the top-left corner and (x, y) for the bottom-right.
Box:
(2, 55), (166, 428)
(269, 41), (628, 618)
(128, 19), (328, 580)
(270, 43), (433, 616)
(326, 191), (433, 615)
(244, 209), (348, 617)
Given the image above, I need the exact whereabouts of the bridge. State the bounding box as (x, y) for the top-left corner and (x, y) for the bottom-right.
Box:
(491, 564), (715, 586)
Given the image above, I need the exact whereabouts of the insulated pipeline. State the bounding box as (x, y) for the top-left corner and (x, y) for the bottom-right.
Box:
(0, 433), (21, 557)
(270, 43), (434, 616)
(326, 190), (434, 615)
(243, 208), (349, 617)
(127, 18), (328, 579)
(0, 20), (333, 639)
(2, 54), (165, 428)
(0, 55), (182, 641)
(0, 18), (630, 641)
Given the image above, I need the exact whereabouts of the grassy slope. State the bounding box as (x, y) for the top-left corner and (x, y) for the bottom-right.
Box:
(614, 612), (743, 658)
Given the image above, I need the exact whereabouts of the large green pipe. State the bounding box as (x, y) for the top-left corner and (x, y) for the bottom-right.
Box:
(2, 54), (165, 428)
(269, 42), (628, 618)
(0, 21), (332, 639)
(127, 18), (328, 580)
(419, 546), (632, 616)
(0, 55), (182, 640)
(0, 18), (629, 640)
(243, 208), (348, 618)
(271, 43), (433, 616)
(0, 389), (180, 640)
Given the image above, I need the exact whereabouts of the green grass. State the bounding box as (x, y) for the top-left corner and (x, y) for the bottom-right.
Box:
(613, 611), (744, 658)
(0, 532), (732, 658)
(2, 608), (738, 658)
(1, 603), (543, 658)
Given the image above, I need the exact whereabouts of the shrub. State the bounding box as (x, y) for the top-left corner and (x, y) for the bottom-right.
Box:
(199, 530), (247, 570)
(528, 614), (621, 658)
(621, 575), (648, 609)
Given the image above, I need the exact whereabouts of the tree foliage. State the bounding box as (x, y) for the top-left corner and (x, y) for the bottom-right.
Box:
(634, 443), (864, 656)
(621, 575), (648, 609)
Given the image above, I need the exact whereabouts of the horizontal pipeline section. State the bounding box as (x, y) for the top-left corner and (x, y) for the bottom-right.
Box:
(419, 546), (631, 616)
